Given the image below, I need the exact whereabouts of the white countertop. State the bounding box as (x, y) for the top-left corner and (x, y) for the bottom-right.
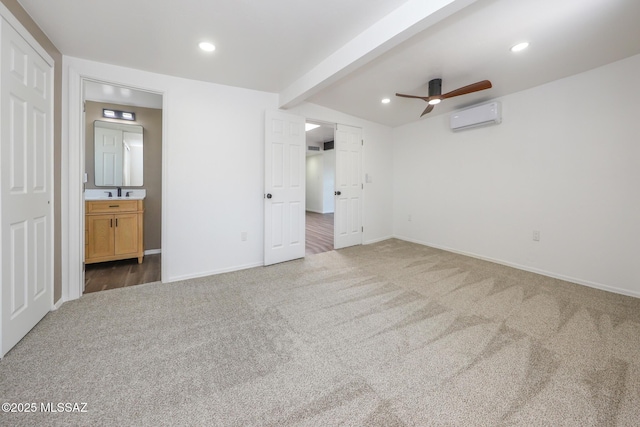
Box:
(84, 189), (146, 200)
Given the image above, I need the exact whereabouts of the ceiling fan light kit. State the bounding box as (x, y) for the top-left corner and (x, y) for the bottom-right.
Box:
(396, 78), (493, 117)
(429, 78), (442, 97)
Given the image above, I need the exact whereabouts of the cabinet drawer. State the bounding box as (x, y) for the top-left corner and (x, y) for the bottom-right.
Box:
(86, 200), (140, 213)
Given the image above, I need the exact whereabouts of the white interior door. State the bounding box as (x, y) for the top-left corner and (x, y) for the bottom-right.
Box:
(94, 127), (123, 186)
(264, 110), (305, 266)
(334, 124), (362, 250)
(1, 18), (53, 357)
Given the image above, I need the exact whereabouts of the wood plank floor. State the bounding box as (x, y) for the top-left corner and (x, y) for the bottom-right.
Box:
(84, 254), (161, 294)
(306, 211), (334, 256)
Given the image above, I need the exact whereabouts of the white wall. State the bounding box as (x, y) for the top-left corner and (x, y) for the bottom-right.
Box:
(64, 57), (279, 283)
(305, 154), (324, 213)
(306, 150), (336, 214)
(288, 102), (394, 243)
(63, 58), (394, 289)
(392, 54), (640, 297)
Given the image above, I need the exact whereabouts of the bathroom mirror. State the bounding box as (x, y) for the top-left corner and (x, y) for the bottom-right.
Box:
(94, 120), (144, 186)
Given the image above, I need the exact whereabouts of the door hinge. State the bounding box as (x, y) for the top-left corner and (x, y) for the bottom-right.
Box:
(361, 226), (364, 232)
(361, 183), (363, 189)
(361, 139), (364, 146)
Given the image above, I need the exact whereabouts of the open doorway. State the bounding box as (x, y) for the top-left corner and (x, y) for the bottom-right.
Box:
(305, 121), (335, 255)
(82, 80), (163, 293)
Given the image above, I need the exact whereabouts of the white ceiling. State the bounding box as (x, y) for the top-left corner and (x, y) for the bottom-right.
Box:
(305, 123), (334, 156)
(309, 0), (640, 126)
(18, 0), (640, 127)
(306, 123), (335, 145)
(17, 0), (407, 92)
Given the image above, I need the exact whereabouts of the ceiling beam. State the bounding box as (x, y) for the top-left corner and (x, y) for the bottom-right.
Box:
(278, 0), (479, 109)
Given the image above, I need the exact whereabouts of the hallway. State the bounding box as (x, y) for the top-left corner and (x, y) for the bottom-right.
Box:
(306, 212), (333, 256)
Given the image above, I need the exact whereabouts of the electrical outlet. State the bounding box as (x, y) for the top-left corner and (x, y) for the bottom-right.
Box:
(533, 230), (540, 241)
(241, 231), (248, 241)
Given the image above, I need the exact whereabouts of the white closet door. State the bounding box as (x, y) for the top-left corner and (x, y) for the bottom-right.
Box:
(1, 18), (53, 357)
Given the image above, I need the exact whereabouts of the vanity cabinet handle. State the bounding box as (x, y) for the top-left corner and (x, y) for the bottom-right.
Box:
(109, 205), (120, 208)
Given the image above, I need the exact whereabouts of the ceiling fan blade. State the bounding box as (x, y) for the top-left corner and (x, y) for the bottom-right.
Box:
(396, 93), (430, 101)
(420, 104), (434, 116)
(442, 80), (492, 99)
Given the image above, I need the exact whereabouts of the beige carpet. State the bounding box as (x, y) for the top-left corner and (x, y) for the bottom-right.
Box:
(1, 239), (640, 426)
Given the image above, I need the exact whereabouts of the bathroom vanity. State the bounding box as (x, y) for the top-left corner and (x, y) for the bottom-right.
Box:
(85, 195), (145, 264)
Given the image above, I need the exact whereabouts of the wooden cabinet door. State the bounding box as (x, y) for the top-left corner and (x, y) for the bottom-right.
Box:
(114, 213), (138, 256)
(87, 214), (115, 259)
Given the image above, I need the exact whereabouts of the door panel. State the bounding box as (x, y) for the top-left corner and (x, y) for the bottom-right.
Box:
(289, 201), (301, 245)
(9, 221), (27, 316)
(86, 215), (114, 259)
(1, 18), (53, 357)
(114, 213), (138, 255)
(9, 94), (26, 191)
(334, 124), (362, 250)
(33, 216), (47, 298)
(264, 110), (305, 266)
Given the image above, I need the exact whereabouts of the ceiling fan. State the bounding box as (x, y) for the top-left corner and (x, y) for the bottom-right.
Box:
(396, 78), (492, 117)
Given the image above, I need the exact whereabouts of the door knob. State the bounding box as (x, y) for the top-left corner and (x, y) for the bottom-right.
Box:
(334, 191), (341, 196)
(266, 193), (272, 199)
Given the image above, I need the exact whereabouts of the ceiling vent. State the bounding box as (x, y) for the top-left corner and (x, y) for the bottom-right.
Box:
(307, 146), (320, 151)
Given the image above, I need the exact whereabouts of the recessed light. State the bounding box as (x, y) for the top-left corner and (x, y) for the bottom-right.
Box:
(511, 42), (529, 52)
(199, 42), (216, 52)
(381, 98), (391, 104)
(305, 123), (320, 132)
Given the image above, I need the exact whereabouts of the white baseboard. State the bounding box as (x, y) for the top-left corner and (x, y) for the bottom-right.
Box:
(145, 249), (161, 255)
(305, 209), (323, 214)
(364, 235), (393, 245)
(393, 235), (640, 299)
(52, 297), (65, 311)
(163, 261), (263, 283)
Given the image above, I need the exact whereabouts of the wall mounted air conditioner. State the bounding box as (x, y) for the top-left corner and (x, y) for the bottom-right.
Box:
(450, 101), (501, 131)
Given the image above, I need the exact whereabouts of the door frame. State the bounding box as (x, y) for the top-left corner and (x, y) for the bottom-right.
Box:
(0, 4), (55, 356)
(63, 71), (166, 301)
(302, 118), (364, 253)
